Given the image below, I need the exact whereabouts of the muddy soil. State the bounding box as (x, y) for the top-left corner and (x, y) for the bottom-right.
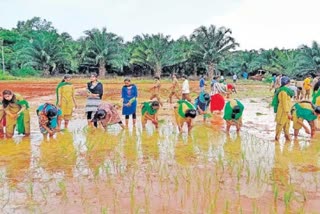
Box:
(0, 79), (319, 213)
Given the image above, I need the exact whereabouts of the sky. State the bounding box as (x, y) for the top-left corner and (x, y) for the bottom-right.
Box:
(0, 0), (319, 50)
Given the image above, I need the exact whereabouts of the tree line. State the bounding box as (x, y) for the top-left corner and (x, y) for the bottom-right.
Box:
(0, 17), (319, 80)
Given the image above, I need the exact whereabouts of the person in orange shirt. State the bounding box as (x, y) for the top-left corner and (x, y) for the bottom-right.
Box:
(303, 75), (312, 100)
(150, 76), (162, 106)
(168, 74), (180, 104)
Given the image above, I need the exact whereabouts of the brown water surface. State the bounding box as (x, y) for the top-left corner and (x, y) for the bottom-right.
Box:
(0, 80), (319, 213)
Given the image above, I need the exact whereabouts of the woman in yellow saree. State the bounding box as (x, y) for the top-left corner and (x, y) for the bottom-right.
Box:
(2, 90), (30, 138)
(56, 74), (77, 129)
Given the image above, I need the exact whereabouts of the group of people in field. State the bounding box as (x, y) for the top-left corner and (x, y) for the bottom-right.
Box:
(0, 74), (77, 138)
(87, 73), (243, 134)
(271, 74), (320, 141)
(3, 70), (320, 141)
(0, 72), (245, 139)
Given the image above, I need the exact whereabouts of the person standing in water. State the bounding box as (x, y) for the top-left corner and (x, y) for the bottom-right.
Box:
(303, 74), (312, 100)
(56, 74), (77, 129)
(85, 73), (103, 127)
(291, 101), (320, 138)
(174, 100), (197, 132)
(272, 76), (294, 141)
(168, 74), (180, 104)
(0, 102), (4, 137)
(92, 102), (125, 130)
(121, 78), (138, 127)
(150, 76), (162, 105)
(223, 99), (244, 133)
(194, 92), (211, 122)
(141, 101), (160, 129)
(232, 73), (238, 83)
(199, 75), (206, 92)
(2, 90), (30, 138)
(312, 80), (320, 129)
(181, 75), (192, 102)
(37, 103), (62, 138)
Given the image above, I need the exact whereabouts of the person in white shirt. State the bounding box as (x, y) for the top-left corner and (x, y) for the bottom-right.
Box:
(232, 74), (238, 83)
(288, 80), (298, 100)
(181, 75), (192, 102)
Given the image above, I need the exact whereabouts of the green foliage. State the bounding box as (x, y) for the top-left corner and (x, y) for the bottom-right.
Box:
(129, 34), (187, 77)
(15, 31), (68, 75)
(190, 25), (239, 78)
(1, 17), (320, 79)
(16, 17), (56, 33)
(262, 72), (274, 83)
(298, 41), (320, 74)
(83, 27), (125, 77)
(0, 70), (17, 80)
(267, 49), (302, 77)
(191, 25), (239, 64)
(11, 67), (41, 77)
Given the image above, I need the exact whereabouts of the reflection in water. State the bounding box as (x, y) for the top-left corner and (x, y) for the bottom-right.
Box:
(85, 128), (124, 177)
(274, 139), (320, 187)
(0, 119), (319, 212)
(240, 135), (275, 198)
(270, 139), (320, 212)
(141, 131), (159, 161)
(224, 133), (242, 163)
(39, 131), (76, 177)
(0, 138), (31, 187)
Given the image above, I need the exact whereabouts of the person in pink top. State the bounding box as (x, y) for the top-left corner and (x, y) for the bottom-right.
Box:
(92, 102), (125, 130)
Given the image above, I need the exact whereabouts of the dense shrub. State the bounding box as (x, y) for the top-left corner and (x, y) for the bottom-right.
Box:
(0, 70), (17, 80)
(263, 72), (273, 83)
(11, 67), (42, 77)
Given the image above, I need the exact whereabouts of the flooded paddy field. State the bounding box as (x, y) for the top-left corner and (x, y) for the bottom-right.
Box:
(0, 79), (319, 213)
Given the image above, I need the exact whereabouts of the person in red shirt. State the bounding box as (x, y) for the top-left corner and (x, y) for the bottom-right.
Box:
(226, 83), (237, 98)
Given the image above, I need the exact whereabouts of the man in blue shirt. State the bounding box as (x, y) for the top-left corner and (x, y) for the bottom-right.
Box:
(199, 75), (206, 92)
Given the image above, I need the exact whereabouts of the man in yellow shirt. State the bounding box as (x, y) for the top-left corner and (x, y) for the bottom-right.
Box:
(303, 75), (312, 100)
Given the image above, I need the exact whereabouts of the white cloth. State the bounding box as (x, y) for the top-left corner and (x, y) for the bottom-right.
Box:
(233, 74), (237, 80)
(182, 80), (190, 93)
(211, 83), (226, 95)
(288, 85), (298, 97)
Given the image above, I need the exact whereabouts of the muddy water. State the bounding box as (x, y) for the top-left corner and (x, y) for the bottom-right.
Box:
(0, 82), (319, 213)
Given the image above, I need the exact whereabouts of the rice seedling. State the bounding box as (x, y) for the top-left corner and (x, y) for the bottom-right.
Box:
(236, 165), (242, 182)
(246, 166), (251, 184)
(112, 188), (120, 212)
(129, 182), (136, 212)
(173, 175), (179, 192)
(26, 182), (34, 199)
(101, 207), (108, 214)
(58, 180), (68, 202)
(272, 183), (279, 202)
(284, 189), (293, 209)
(40, 185), (49, 204)
(2, 79), (320, 213)
(224, 200), (230, 214)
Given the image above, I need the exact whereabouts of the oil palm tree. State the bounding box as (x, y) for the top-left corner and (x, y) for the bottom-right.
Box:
(129, 34), (187, 77)
(299, 41), (320, 75)
(16, 32), (67, 75)
(83, 27), (124, 77)
(190, 25), (239, 80)
(268, 49), (303, 77)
